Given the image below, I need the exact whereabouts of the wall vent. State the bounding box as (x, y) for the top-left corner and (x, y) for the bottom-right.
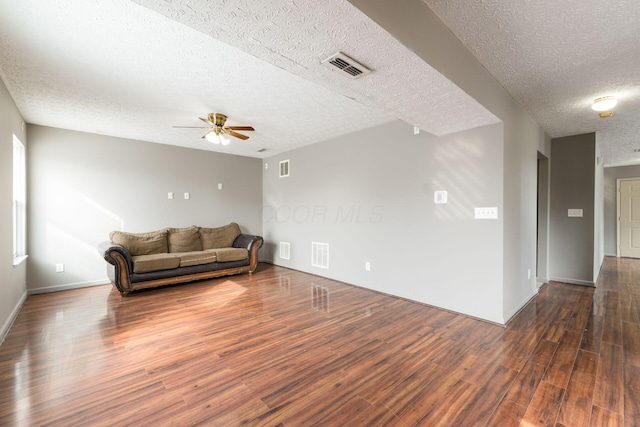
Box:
(321, 52), (371, 78)
(279, 159), (290, 177)
(279, 241), (290, 260)
(311, 242), (329, 269)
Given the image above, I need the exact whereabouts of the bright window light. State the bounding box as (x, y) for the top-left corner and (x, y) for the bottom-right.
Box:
(13, 134), (27, 263)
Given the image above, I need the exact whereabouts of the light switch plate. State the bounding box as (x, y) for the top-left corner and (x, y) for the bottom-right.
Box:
(475, 207), (498, 219)
(184, 192), (190, 200)
(168, 192), (174, 200)
(218, 183), (223, 190)
(568, 209), (583, 217)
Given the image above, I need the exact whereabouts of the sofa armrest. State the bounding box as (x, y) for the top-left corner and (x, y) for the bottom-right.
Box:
(233, 234), (263, 251)
(233, 234), (263, 272)
(98, 241), (134, 293)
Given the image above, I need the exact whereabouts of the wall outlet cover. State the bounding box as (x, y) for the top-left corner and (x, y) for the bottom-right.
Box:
(434, 190), (447, 204)
(474, 207), (498, 219)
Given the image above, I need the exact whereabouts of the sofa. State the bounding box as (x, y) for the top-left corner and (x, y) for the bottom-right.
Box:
(98, 222), (263, 295)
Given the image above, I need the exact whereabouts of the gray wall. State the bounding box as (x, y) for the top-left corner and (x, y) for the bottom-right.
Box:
(549, 133), (596, 285)
(27, 125), (263, 293)
(347, 0), (549, 322)
(0, 78), (28, 341)
(603, 165), (640, 255)
(264, 121), (506, 323)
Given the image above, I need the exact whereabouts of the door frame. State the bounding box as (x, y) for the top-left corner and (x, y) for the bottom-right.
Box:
(616, 177), (640, 257)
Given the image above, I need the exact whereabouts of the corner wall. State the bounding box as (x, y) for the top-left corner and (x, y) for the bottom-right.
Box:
(0, 77), (28, 341)
(27, 125), (263, 293)
(347, 0), (549, 322)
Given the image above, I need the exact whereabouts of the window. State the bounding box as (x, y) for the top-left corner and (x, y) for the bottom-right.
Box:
(13, 135), (26, 264)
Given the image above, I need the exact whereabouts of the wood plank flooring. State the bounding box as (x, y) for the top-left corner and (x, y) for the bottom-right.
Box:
(0, 256), (639, 426)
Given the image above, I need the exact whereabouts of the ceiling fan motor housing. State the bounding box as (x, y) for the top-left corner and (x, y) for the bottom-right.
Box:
(208, 113), (227, 128)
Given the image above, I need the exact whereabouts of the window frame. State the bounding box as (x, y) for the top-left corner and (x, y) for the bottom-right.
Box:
(12, 134), (27, 266)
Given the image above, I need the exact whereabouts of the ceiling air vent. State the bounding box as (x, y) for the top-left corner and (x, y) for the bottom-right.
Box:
(321, 52), (371, 78)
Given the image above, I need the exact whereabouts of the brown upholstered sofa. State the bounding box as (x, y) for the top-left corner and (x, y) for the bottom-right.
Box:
(98, 222), (263, 295)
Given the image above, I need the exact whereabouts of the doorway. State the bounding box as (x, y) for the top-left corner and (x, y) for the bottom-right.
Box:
(617, 177), (640, 258)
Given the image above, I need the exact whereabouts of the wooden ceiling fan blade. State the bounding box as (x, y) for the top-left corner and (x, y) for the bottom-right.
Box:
(199, 117), (215, 126)
(226, 126), (254, 131)
(227, 130), (249, 140)
(173, 125), (208, 129)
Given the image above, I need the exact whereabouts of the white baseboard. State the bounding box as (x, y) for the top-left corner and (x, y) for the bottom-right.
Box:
(605, 252), (617, 257)
(549, 276), (595, 287)
(504, 288), (539, 325)
(29, 278), (110, 295)
(0, 290), (28, 345)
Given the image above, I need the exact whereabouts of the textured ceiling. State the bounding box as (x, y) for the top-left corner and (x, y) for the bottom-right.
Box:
(0, 0), (498, 159)
(423, 0), (640, 166)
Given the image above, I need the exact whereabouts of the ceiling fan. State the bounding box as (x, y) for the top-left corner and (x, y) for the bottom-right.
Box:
(173, 113), (254, 145)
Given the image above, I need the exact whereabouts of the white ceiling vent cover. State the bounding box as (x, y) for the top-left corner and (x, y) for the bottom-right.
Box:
(321, 52), (371, 78)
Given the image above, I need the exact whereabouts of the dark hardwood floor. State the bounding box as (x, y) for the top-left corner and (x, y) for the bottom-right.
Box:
(0, 257), (639, 426)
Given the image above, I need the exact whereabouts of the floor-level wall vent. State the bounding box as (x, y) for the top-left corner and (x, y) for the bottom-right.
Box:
(311, 242), (329, 269)
(279, 241), (290, 260)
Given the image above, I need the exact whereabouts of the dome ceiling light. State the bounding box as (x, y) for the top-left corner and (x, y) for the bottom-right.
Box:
(592, 96), (617, 112)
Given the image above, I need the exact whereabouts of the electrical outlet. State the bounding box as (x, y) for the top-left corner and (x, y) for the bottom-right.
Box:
(434, 191), (447, 204)
(168, 192), (174, 199)
(56, 263), (64, 273)
(218, 183), (223, 190)
(184, 192), (190, 200)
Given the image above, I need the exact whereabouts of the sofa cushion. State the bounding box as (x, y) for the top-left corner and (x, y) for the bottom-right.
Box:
(214, 247), (249, 262)
(132, 253), (180, 273)
(166, 226), (202, 253)
(200, 222), (241, 249)
(175, 250), (217, 267)
(110, 230), (168, 256)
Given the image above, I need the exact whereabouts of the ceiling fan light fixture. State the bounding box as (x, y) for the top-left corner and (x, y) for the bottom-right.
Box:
(205, 132), (220, 144)
(220, 136), (230, 146)
(592, 96), (617, 112)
